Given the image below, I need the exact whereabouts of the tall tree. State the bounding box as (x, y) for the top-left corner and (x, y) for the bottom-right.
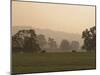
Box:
(82, 26), (96, 51)
(37, 34), (47, 50)
(70, 41), (79, 50)
(59, 39), (70, 50)
(48, 37), (57, 50)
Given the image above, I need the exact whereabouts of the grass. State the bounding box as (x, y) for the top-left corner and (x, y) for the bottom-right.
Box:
(12, 52), (96, 74)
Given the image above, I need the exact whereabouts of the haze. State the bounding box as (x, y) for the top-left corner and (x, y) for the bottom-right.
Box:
(12, 1), (95, 34)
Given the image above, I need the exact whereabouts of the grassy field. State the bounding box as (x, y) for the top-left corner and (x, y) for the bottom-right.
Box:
(12, 52), (96, 74)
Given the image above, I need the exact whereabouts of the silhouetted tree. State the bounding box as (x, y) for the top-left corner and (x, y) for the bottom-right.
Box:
(59, 40), (70, 50)
(12, 31), (24, 52)
(82, 26), (96, 51)
(70, 41), (79, 50)
(37, 34), (47, 50)
(48, 37), (57, 50)
(12, 29), (41, 53)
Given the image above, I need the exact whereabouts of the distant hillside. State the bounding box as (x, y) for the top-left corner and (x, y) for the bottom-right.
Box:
(12, 26), (32, 35)
(12, 26), (83, 46)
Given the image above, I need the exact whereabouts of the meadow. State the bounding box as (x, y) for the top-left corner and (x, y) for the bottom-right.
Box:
(12, 52), (96, 74)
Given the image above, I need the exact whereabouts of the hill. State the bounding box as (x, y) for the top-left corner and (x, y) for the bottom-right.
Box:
(12, 26), (83, 46)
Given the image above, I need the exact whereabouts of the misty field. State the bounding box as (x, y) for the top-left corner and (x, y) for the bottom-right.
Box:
(12, 52), (96, 74)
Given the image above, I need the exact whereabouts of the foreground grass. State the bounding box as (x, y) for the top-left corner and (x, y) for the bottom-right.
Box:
(12, 52), (96, 74)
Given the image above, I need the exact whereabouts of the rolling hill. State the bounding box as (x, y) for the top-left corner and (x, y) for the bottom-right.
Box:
(12, 26), (83, 47)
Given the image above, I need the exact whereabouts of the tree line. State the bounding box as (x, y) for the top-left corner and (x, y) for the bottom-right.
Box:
(12, 26), (96, 53)
(37, 34), (80, 51)
(12, 30), (79, 53)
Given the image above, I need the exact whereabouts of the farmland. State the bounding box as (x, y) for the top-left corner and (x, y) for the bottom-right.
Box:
(12, 52), (96, 74)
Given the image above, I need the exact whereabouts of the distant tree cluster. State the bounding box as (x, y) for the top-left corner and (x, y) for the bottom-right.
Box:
(37, 35), (80, 51)
(59, 40), (79, 51)
(37, 34), (58, 50)
(82, 26), (96, 51)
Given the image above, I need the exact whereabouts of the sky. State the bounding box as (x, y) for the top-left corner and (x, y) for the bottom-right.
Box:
(12, 1), (95, 34)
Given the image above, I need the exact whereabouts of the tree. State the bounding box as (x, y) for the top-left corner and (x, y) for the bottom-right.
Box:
(37, 34), (47, 50)
(82, 26), (96, 51)
(59, 39), (70, 50)
(12, 29), (41, 53)
(48, 37), (57, 50)
(70, 41), (79, 50)
(12, 31), (24, 52)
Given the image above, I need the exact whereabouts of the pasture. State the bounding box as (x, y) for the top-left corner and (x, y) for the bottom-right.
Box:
(12, 52), (96, 74)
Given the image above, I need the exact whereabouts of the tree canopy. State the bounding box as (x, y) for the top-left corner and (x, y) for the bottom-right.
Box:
(82, 26), (96, 51)
(12, 29), (41, 53)
(59, 40), (70, 50)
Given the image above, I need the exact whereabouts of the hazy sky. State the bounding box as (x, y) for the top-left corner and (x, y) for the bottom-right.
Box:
(12, 1), (95, 34)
